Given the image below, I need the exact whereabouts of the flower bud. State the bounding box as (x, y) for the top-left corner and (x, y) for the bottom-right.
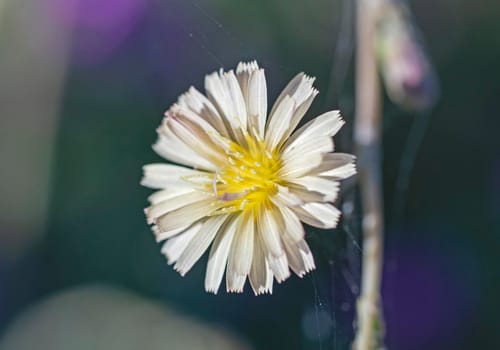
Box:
(375, 1), (439, 111)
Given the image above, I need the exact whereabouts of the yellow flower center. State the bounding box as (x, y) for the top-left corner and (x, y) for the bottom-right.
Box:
(212, 133), (282, 214)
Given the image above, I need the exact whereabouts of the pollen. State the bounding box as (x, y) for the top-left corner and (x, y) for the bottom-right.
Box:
(212, 133), (282, 214)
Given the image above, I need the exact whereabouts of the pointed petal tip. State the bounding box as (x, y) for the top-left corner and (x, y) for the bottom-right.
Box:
(173, 264), (188, 277)
(274, 271), (291, 284)
(161, 250), (176, 266)
(152, 225), (161, 237)
(295, 265), (316, 279)
(236, 60), (260, 73)
(253, 289), (272, 296)
(205, 286), (219, 295)
(295, 73), (316, 88)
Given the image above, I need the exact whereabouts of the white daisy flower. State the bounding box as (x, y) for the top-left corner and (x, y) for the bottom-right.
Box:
(142, 61), (356, 295)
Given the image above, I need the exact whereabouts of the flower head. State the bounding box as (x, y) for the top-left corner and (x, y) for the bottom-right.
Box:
(142, 61), (356, 295)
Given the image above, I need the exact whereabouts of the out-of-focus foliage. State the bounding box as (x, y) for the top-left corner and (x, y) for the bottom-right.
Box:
(0, 285), (250, 350)
(0, 0), (499, 349)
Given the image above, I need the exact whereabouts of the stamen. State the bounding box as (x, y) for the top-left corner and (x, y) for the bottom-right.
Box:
(210, 132), (282, 213)
(212, 172), (218, 197)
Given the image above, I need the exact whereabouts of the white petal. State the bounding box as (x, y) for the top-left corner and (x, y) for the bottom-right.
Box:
(288, 176), (340, 202)
(222, 70), (247, 129)
(280, 139), (332, 179)
(269, 73), (316, 118)
(205, 216), (238, 294)
(268, 254), (290, 283)
(205, 70), (232, 119)
(145, 191), (212, 225)
(254, 206), (290, 283)
(257, 205), (285, 257)
(287, 184), (328, 203)
(246, 69), (267, 139)
(282, 110), (343, 156)
(287, 90), (316, 132)
(249, 234), (274, 295)
(312, 153), (357, 179)
(293, 202), (341, 229)
(177, 86), (229, 137)
(229, 213), (254, 275)
(236, 62), (255, 111)
(235, 61), (259, 117)
(154, 224), (191, 242)
(169, 104), (224, 141)
(156, 198), (220, 233)
(226, 213), (254, 293)
(174, 214), (229, 276)
(153, 124), (217, 171)
(141, 164), (207, 189)
(270, 185), (303, 207)
(282, 241), (304, 277)
(277, 90), (318, 147)
(279, 152), (323, 179)
(266, 73), (318, 146)
(166, 114), (226, 166)
(283, 239), (315, 277)
(278, 205), (305, 243)
(205, 70), (247, 141)
(236, 60), (259, 77)
(147, 187), (194, 205)
(297, 240), (316, 272)
(264, 95), (295, 150)
(226, 274), (246, 293)
(161, 223), (202, 264)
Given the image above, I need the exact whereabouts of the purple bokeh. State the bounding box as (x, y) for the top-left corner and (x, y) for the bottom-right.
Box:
(383, 235), (480, 349)
(47, 0), (149, 65)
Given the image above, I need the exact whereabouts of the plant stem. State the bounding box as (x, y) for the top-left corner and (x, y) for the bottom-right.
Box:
(352, 0), (386, 349)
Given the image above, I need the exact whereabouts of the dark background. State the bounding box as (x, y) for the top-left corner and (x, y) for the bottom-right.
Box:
(0, 0), (499, 349)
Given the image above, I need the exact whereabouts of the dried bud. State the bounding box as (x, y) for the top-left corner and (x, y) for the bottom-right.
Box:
(375, 1), (439, 111)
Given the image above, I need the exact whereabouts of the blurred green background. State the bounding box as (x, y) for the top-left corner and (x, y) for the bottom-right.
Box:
(0, 0), (499, 349)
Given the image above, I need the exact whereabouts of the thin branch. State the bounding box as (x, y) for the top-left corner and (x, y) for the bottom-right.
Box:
(352, 0), (386, 349)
